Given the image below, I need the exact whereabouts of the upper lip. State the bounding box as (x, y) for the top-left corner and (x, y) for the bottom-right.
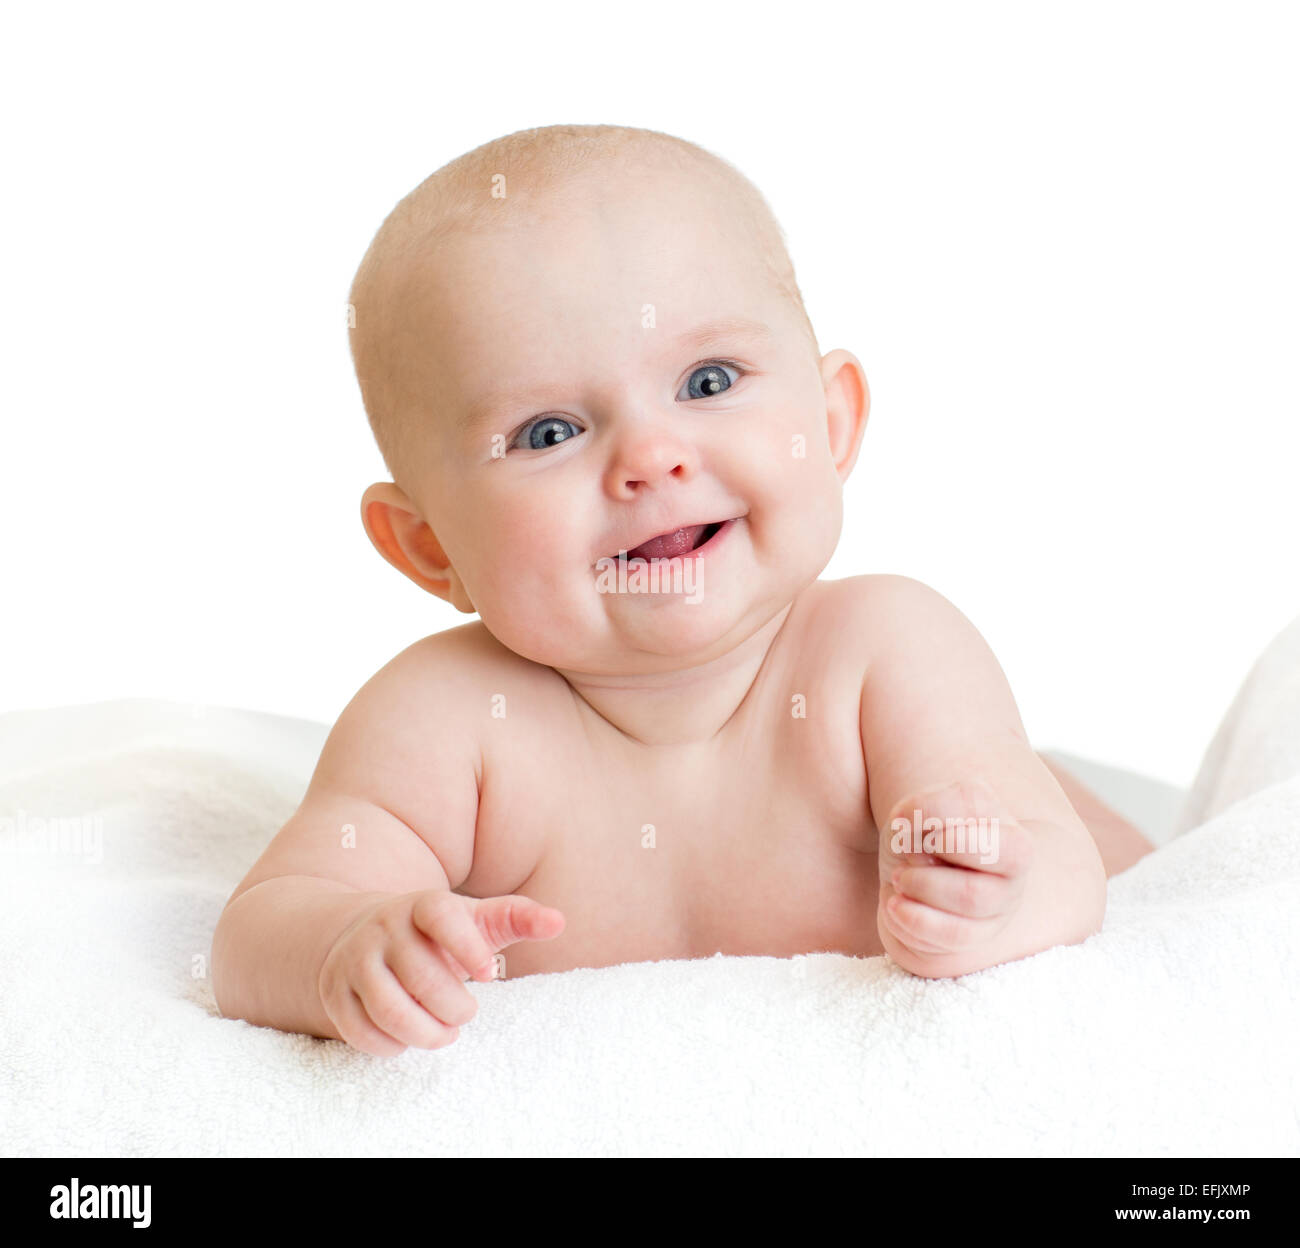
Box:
(602, 515), (738, 561)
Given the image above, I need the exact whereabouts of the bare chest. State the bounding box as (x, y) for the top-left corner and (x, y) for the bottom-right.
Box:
(466, 690), (883, 977)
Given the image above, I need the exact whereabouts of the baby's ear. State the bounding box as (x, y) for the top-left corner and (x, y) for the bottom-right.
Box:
(820, 349), (870, 480)
(360, 483), (476, 612)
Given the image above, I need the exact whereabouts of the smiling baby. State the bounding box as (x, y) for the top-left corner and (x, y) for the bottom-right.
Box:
(212, 124), (1153, 1055)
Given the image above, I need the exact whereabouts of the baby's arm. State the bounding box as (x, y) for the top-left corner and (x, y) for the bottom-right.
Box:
(858, 575), (1107, 978)
(211, 640), (562, 1053)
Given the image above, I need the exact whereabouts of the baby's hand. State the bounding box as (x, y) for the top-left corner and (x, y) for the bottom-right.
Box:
(877, 778), (1097, 978)
(318, 889), (565, 1056)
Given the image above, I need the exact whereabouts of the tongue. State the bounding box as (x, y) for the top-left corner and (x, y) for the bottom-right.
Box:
(626, 524), (707, 560)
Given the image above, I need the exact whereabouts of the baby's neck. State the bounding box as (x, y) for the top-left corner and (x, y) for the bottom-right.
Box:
(556, 602), (795, 747)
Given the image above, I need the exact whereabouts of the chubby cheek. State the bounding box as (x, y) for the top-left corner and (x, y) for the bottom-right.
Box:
(739, 410), (844, 571)
(452, 495), (597, 660)
(765, 476), (841, 581)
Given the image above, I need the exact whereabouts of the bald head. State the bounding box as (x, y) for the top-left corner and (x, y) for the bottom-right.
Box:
(347, 124), (818, 487)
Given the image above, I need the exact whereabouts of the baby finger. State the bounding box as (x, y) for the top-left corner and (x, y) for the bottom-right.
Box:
(892, 862), (1012, 919)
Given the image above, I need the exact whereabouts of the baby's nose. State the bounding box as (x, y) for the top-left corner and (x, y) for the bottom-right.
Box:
(603, 427), (700, 497)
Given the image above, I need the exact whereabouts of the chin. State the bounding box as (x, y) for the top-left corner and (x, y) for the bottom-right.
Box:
(622, 601), (738, 656)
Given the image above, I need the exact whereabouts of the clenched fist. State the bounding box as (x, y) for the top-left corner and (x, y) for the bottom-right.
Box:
(877, 776), (1104, 979)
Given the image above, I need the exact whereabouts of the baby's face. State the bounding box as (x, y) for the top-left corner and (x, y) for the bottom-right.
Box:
(392, 168), (858, 675)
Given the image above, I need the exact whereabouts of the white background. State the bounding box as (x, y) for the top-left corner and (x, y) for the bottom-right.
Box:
(2, 1), (1296, 786)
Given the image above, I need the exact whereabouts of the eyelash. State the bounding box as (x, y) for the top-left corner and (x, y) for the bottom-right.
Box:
(506, 359), (746, 452)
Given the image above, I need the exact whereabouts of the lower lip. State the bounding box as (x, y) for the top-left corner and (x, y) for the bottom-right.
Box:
(684, 517), (738, 560)
(601, 517), (743, 569)
(622, 517), (739, 564)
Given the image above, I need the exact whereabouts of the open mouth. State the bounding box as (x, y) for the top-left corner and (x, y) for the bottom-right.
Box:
(616, 519), (730, 562)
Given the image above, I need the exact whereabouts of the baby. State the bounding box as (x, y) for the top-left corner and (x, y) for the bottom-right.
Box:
(212, 124), (1154, 1056)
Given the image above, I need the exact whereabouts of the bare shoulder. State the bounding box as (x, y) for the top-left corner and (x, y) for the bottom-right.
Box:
(803, 573), (968, 653)
(288, 622), (564, 882)
(843, 573), (1027, 739)
(372, 619), (563, 702)
(325, 620), (564, 780)
(817, 573), (1021, 723)
(828, 571), (955, 609)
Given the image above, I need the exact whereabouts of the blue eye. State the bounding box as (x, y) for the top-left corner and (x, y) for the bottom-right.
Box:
(514, 416), (582, 451)
(679, 362), (738, 401)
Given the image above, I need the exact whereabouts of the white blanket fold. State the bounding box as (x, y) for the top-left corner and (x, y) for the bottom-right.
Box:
(2, 615), (1299, 1156)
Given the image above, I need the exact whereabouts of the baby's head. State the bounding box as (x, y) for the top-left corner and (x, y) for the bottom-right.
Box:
(348, 124), (868, 675)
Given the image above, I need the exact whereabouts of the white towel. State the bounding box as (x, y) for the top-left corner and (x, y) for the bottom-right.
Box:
(2, 615), (1299, 1155)
(1175, 611), (1300, 833)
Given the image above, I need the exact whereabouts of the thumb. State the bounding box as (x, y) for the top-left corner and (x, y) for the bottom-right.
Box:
(469, 893), (566, 953)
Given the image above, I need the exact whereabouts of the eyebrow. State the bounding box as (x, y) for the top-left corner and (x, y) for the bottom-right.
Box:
(459, 315), (775, 434)
(673, 314), (776, 355)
